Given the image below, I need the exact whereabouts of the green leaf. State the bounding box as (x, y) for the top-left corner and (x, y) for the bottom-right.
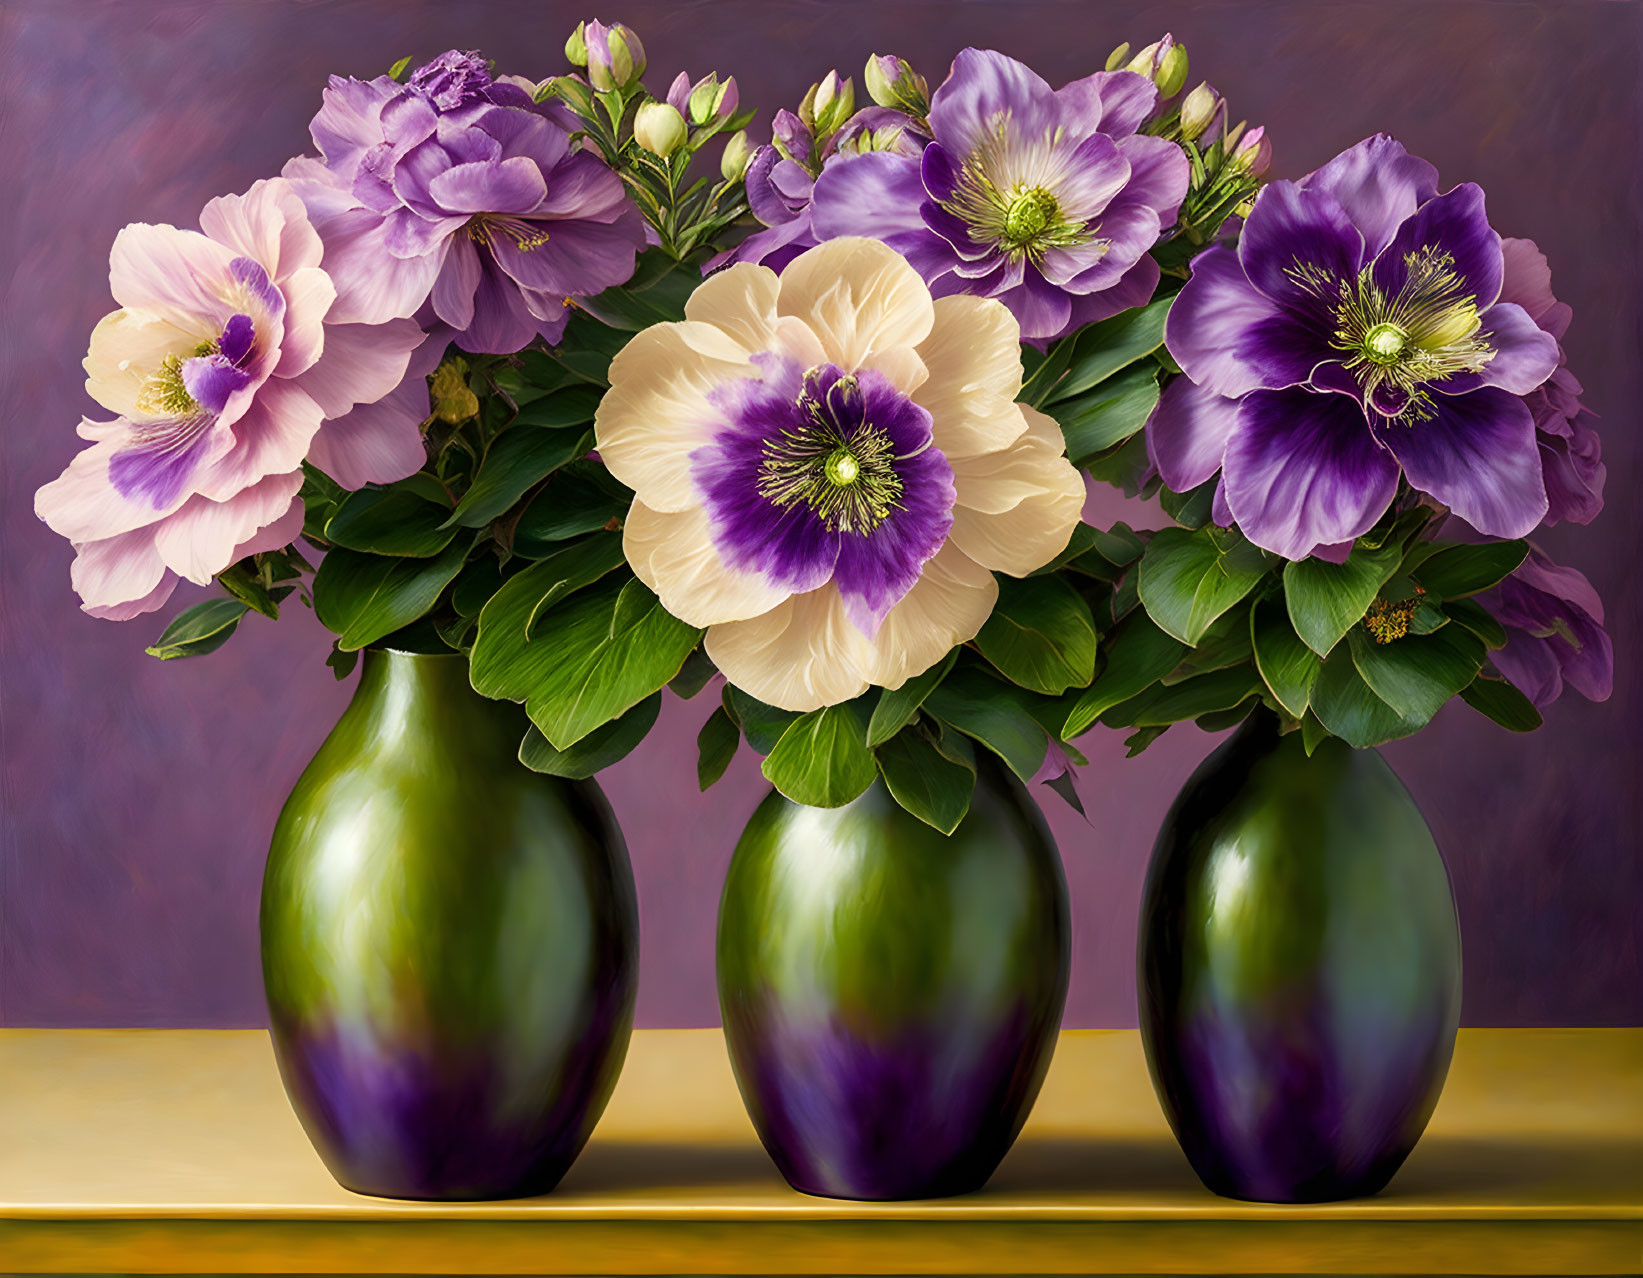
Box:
(519, 694), (660, 778)
(1051, 362), (1160, 466)
(1444, 596), (1509, 649)
(216, 562), (285, 619)
(1347, 624), (1485, 722)
(325, 641), (359, 681)
(875, 726), (977, 835)
(867, 648), (958, 747)
(1159, 477), (1216, 530)
(974, 574), (1098, 695)
(512, 461), (631, 553)
(144, 598), (251, 660)
(1168, 598), (1254, 679)
(473, 573), (701, 749)
(1101, 666), (1262, 728)
(1138, 525), (1270, 645)
(444, 426), (593, 529)
(511, 385), (606, 428)
(697, 705), (741, 789)
(1460, 676), (1543, 733)
(1080, 430), (1155, 497)
(1251, 594), (1321, 719)
(1282, 542), (1404, 657)
(761, 703), (877, 808)
(575, 251), (702, 330)
(1411, 540), (1528, 599)
(450, 555), (509, 617)
(299, 463), (349, 541)
(477, 535), (627, 641)
(1300, 711), (1331, 756)
(326, 477), (458, 557)
(668, 646), (718, 699)
(1310, 647), (1426, 748)
(1049, 294), (1174, 404)
(1019, 335), (1077, 407)
(313, 538), (471, 651)
(723, 686), (802, 755)
(924, 667), (1049, 782)
(1063, 611), (1186, 738)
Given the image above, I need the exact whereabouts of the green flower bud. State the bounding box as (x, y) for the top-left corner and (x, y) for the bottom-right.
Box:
(863, 54), (928, 114)
(688, 74), (738, 127)
(564, 22), (588, 67)
(806, 71), (854, 138)
(1126, 33), (1187, 98)
(634, 101), (688, 158)
(1178, 82), (1220, 142)
(720, 129), (752, 181)
(1105, 42), (1132, 73)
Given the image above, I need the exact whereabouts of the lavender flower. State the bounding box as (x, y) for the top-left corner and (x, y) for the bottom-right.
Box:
(808, 48), (1190, 343)
(1148, 135), (1563, 559)
(1485, 547), (1612, 707)
(282, 50), (646, 353)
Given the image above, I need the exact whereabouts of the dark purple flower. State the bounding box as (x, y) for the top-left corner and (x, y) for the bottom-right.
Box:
(1497, 237), (1605, 525)
(283, 50), (645, 353)
(1484, 547), (1612, 707)
(1149, 134), (1562, 560)
(807, 48), (1189, 344)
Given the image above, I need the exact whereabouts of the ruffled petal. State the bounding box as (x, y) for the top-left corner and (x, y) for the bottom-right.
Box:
(1372, 183), (1503, 311)
(293, 318), (424, 418)
(1238, 181), (1365, 309)
(775, 237), (935, 370)
(153, 469), (306, 583)
(108, 223), (240, 330)
(1436, 302), (1558, 396)
(305, 373), (430, 488)
(946, 405), (1085, 575)
(69, 527), (172, 618)
(622, 498), (791, 627)
(1375, 388), (1546, 538)
(271, 265), (336, 378)
(867, 542), (1000, 689)
(1222, 388), (1400, 559)
(808, 153), (958, 281)
(911, 294), (1027, 459)
(704, 586), (876, 713)
(302, 206), (446, 324)
(1298, 134), (1438, 260)
(928, 48), (1058, 158)
(192, 377), (325, 502)
(198, 177), (325, 281)
(1146, 374), (1242, 492)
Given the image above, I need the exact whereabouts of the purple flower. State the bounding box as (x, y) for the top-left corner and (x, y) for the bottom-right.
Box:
(1496, 237), (1605, 525)
(1484, 547), (1612, 707)
(807, 48), (1189, 343)
(1148, 134), (1562, 560)
(282, 50), (646, 354)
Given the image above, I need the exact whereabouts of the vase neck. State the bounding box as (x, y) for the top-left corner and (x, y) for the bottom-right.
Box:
(348, 648), (525, 764)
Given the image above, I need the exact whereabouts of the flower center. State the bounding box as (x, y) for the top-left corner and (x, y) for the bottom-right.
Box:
(937, 115), (1099, 262)
(1288, 245), (1495, 423)
(467, 215), (551, 252)
(756, 367), (905, 535)
(135, 340), (218, 418)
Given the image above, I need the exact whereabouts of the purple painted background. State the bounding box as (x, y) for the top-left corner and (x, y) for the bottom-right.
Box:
(3, 0), (1639, 1030)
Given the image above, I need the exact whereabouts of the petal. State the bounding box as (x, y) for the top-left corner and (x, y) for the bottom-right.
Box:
(1146, 374), (1241, 492)
(704, 587), (875, 713)
(1059, 69), (1156, 139)
(865, 542), (1000, 689)
(453, 253), (553, 354)
(68, 526), (171, 616)
(1298, 134), (1439, 260)
(308, 75), (394, 170)
(1111, 133), (1189, 223)
(928, 48), (1057, 158)
(683, 261), (780, 352)
(911, 294), (1027, 459)
(808, 153), (957, 280)
(595, 322), (759, 511)
(1222, 388), (1400, 559)
(776, 236), (936, 371)
(1238, 181), (1365, 308)
(991, 270), (1073, 344)
(198, 176), (324, 281)
(832, 439), (956, 638)
(427, 157), (549, 215)
(293, 318), (424, 418)
(308, 207), (445, 324)
(1372, 183), (1503, 311)
(193, 378), (326, 501)
(83, 309), (206, 417)
(1377, 388), (1546, 538)
(271, 265), (337, 378)
(1437, 302), (1559, 396)
(1492, 631), (1564, 707)
(108, 223), (240, 330)
(430, 232), (482, 330)
(1497, 237), (1560, 328)
(946, 405), (1085, 575)
(622, 498), (791, 627)
(153, 469), (306, 583)
(1060, 255), (1161, 330)
(1165, 245), (1332, 396)
(487, 215), (641, 298)
(306, 373), (431, 488)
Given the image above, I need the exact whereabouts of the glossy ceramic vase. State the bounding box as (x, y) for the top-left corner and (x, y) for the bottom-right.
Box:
(261, 648), (638, 1200)
(717, 761), (1070, 1200)
(1138, 713), (1461, 1203)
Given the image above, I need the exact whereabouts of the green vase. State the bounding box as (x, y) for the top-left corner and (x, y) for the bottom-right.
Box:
(261, 649), (637, 1200)
(717, 761), (1070, 1200)
(1138, 713), (1461, 1202)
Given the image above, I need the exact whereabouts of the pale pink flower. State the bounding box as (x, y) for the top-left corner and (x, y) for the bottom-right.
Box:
(36, 178), (426, 619)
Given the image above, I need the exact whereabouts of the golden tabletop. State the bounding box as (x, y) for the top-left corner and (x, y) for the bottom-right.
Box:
(1, 1027), (1638, 1274)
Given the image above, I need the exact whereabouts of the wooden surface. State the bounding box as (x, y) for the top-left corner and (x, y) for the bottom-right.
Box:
(1, 1028), (1638, 1274)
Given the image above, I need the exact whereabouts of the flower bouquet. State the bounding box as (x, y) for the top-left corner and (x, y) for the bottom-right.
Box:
(37, 23), (1609, 1204)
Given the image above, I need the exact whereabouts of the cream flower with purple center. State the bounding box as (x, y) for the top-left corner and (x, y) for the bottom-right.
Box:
(35, 178), (425, 619)
(595, 237), (1087, 712)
